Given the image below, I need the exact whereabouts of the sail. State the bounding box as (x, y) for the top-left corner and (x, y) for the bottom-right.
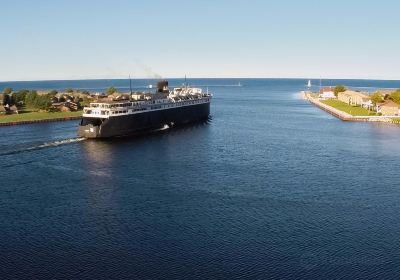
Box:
(307, 80), (312, 88)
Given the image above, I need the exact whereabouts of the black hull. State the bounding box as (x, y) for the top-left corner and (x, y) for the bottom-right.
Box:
(78, 102), (210, 138)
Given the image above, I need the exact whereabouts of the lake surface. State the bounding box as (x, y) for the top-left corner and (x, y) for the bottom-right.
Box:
(1, 78), (400, 279)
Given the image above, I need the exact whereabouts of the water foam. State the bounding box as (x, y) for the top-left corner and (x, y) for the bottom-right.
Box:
(0, 137), (86, 156)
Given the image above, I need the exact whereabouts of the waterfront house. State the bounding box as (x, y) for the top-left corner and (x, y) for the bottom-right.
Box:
(50, 101), (78, 112)
(338, 90), (370, 106)
(377, 100), (400, 116)
(0, 104), (17, 114)
(319, 87), (335, 99)
(90, 92), (107, 99)
(107, 93), (120, 101)
(131, 93), (145, 100)
(0, 93), (3, 105)
(0, 105), (6, 114)
(66, 101), (78, 111)
(9, 105), (18, 114)
(362, 99), (374, 111)
(51, 102), (72, 112)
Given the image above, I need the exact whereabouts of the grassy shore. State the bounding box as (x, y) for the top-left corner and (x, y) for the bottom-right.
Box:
(0, 110), (82, 123)
(321, 99), (376, 116)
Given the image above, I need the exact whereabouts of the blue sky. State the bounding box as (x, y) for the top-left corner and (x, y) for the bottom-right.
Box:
(1, 0), (399, 81)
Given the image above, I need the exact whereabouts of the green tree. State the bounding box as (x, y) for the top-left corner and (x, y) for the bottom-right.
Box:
(3, 94), (11, 105)
(65, 88), (74, 93)
(81, 95), (93, 107)
(334, 85), (346, 97)
(10, 94), (17, 105)
(13, 90), (28, 106)
(35, 95), (52, 110)
(25, 90), (38, 108)
(370, 92), (383, 105)
(48, 90), (58, 97)
(3, 87), (13, 95)
(106, 86), (117, 95)
(2, 88), (13, 104)
(16, 89), (28, 100)
(384, 94), (391, 100)
(390, 90), (400, 104)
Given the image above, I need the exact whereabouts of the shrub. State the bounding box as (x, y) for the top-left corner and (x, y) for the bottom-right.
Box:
(334, 85), (346, 96)
(106, 87), (117, 95)
(48, 90), (58, 97)
(3, 87), (13, 95)
(370, 92), (383, 105)
(24, 90), (51, 110)
(390, 90), (400, 104)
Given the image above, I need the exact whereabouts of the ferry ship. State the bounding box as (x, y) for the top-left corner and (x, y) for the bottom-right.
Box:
(78, 81), (212, 138)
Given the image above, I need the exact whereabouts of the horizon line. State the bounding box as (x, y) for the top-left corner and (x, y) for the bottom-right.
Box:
(1, 76), (400, 83)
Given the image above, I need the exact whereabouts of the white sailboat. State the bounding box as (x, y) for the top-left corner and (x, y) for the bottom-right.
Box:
(307, 80), (312, 88)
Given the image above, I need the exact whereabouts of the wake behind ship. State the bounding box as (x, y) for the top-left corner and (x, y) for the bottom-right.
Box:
(78, 81), (212, 138)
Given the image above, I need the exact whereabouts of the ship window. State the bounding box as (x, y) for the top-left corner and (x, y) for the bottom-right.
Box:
(81, 118), (103, 126)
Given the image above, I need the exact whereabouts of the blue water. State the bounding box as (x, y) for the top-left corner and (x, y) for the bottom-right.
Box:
(1, 79), (400, 279)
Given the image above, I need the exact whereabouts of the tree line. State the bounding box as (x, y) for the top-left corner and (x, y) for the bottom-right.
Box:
(2, 88), (53, 110)
(1, 88), (91, 111)
(370, 89), (400, 105)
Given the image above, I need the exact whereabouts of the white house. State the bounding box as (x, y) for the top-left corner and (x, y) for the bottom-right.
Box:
(362, 99), (374, 110)
(319, 87), (335, 100)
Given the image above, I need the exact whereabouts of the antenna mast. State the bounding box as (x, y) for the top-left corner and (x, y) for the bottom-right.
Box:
(129, 74), (133, 95)
(319, 76), (322, 94)
(184, 74), (188, 89)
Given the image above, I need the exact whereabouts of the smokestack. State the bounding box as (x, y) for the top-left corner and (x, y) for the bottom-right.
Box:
(157, 80), (169, 93)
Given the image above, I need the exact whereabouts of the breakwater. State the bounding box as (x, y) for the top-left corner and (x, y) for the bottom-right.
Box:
(0, 116), (81, 127)
(303, 92), (398, 124)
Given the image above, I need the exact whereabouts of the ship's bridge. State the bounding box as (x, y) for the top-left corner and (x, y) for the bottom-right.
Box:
(83, 101), (135, 118)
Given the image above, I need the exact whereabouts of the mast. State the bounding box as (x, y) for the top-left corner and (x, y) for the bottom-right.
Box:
(129, 74), (133, 95)
(319, 77), (322, 94)
(184, 74), (187, 89)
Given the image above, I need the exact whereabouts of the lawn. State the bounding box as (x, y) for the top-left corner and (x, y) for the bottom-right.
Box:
(0, 110), (82, 123)
(321, 99), (376, 116)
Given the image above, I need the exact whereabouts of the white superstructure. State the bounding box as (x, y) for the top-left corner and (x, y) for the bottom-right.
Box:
(82, 87), (212, 119)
